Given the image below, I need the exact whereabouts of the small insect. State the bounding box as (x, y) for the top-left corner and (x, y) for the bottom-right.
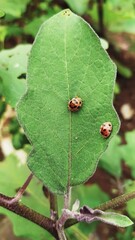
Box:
(68, 97), (82, 112)
(100, 122), (112, 138)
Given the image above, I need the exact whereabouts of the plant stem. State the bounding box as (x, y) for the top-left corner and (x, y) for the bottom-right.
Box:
(97, 0), (104, 37)
(49, 191), (58, 221)
(11, 173), (33, 203)
(64, 187), (71, 209)
(42, 186), (58, 221)
(57, 227), (67, 240)
(0, 193), (58, 238)
(96, 191), (135, 211)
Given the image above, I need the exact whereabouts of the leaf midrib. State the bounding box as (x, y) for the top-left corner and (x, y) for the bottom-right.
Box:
(64, 17), (72, 193)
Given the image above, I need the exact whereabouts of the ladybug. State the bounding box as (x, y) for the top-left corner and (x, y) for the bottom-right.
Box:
(68, 97), (82, 112)
(100, 122), (112, 138)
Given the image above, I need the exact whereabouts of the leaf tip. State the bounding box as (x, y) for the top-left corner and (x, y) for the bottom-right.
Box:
(62, 9), (72, 17)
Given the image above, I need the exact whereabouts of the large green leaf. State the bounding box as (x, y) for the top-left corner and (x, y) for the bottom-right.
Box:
(0, 44), (31, 107)
(0, 155), (52, 240)
(17, 9), (119, 194)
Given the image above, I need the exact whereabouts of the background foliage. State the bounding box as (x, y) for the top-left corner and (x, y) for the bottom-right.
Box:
(0, 0), (135, 239)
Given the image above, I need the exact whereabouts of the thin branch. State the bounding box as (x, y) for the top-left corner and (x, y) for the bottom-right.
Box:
(64, 187), (71, 209)
(97, 0), (104, 37)
(95, 191), (135, 211)
(43, 186), (58, 221)
(0, 193), (58, 238)
(11, 173), (33, 203)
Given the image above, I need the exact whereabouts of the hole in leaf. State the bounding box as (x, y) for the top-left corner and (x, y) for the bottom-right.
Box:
(17, 73), (26, 79)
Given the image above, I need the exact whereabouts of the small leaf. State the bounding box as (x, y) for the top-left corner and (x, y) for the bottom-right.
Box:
(59, 206), (133, 228)
(98, 212), (133, 227)
(0, 44), (31, 107)
(17, 10), (119, 194)
(72, 199), (80, 212)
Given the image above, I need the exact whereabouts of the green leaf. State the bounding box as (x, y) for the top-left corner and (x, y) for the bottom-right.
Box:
(24, 16), (48, 37)
(116, 61), (132, 78)
(0, 154), (53, 240)
(65, 0), (89, 15)
(0, 44), (31, 107)
(88, 0), (135, 34)
(103, 0), (135, 33)
(24, 7), (61, 37)
(100, 131), (135, 178)
(99, 136), (122, 177)
(121, 131), (135, 178)
(0, 0), (31, 18)
(17, 9), (119, 194)
(98, 212), (133, 227)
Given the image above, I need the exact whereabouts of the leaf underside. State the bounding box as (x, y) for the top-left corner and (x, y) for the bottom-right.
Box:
(17, 9), (119, 194)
